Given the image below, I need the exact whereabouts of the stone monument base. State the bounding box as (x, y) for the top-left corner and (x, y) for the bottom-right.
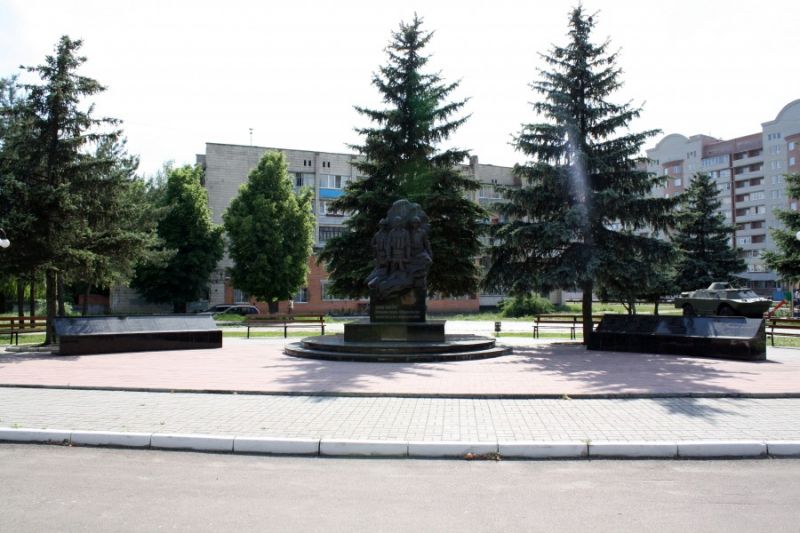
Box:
(285, 334), (510, 362)
(344, 320), (445, 343)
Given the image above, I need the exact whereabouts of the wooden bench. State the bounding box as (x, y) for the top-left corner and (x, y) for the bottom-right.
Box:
(533, 314), (603, 340)
(244, 315), (326, 338)
(0, 316), (48, 345)
(765, 317), (800, 346)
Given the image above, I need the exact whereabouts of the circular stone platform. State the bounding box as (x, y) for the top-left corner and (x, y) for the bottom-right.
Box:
(284, 334), (511, 362)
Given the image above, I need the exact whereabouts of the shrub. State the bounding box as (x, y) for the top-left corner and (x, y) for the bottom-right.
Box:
(499, 293), (555, 317)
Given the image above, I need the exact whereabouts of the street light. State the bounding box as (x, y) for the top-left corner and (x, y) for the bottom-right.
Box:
(0, 229), (9, 249)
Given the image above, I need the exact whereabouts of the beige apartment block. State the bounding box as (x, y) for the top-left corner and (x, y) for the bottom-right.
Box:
(200, 143), (515, 313)
(646, 99), (800, 293)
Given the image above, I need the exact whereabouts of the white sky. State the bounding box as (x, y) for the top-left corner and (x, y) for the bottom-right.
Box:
(1, 0), (798, 176)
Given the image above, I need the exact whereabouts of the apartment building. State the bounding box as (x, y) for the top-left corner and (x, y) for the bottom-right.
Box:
(200, 142), (514, 314)
(646, 99), (800, 291)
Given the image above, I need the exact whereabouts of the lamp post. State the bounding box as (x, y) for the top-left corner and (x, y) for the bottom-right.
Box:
(0, 229), (9, 249)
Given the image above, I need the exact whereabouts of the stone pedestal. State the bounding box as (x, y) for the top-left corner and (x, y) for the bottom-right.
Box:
(344, 320), (445, 342)
(369, 287), (426, 323)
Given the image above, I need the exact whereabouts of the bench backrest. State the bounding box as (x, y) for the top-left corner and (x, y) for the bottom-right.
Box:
(0, 316), (48, 328)
(245, 315), (325, 323)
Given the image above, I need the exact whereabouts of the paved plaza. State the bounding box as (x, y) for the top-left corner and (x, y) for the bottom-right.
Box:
(1, 330), (799, 457)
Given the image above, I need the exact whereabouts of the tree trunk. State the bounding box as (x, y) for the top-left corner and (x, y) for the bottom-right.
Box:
(173, 302), (187, 314)
(17, 277), (24, 319)
(45, 269), (57, 345)
(57, 272), (66, 316)
(82, 284), (90, 316)
(29, 273), (36, 325)
(581, 282), (593, 345)
(654, 299), (659, 316)
(268, 300), (279, 314)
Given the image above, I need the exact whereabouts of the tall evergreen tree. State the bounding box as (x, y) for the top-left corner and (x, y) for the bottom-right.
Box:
(1, 37), (122, 342)
(131, 164), (224, 313)
(484, 7), (675, 341)
(763, 173), (800, 282)
(223, 151), (314, 313)
(672, 172), (745, 291)
(66, 138), (164, 310)
(319, 15), (484, 299)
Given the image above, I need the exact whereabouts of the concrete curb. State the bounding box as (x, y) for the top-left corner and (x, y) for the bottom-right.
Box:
(320, 439), (408, 457)
(234, 436), (319, 455)
(0, 428), (71, 444)
(589, 441), (678, 458)
(4, 384), (800, 400)
(677, 440), (767, 458)
(150, 433), (234, 452)
(499, 441), (588, 458)
(2, 428), (800, 459)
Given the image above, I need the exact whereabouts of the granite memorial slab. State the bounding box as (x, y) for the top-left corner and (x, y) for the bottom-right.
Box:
(587, 314), (766, 361)
(54, 315), (222, 355)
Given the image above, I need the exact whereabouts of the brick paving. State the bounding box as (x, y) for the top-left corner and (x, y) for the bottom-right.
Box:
(1, 337), (799, 396)
(1, 388), (798, 442)
(2, 330), (799, 445)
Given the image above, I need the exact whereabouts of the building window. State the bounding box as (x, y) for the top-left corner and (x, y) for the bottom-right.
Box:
(769, 145), (782, 155)
(751, 234), (766, 244)
(319, 200), (344, 216)
(701, 155), (728, 168)
(320, 280), (348, 301)
(771, 160), (782, 170)
(673, 178), (682, 187)
(318, 225), (346, 243)
(319, 174), (349, 189)
(790, 157), (797, 166)
(293, 287), (309, 303)
(303, 159), (313, 167)
(751, 221), (764, 229)
(294, 172), (315, 188)
(789, 142), (796, 151)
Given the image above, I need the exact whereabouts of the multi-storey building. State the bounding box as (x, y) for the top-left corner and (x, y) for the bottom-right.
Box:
(200, 142), (515, 314)
(646, 99), (800, 292)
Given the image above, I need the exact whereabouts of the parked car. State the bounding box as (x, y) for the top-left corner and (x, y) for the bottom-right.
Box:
(202, 304), (260, 316)
(673, 282), (772, 318)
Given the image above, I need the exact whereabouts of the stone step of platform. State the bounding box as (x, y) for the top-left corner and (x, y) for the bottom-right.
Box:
(299, 334), (497, 355)
(284, 339), (511, 363)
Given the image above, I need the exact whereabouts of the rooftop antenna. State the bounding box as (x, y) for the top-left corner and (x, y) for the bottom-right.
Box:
(249, 128), (253, 146)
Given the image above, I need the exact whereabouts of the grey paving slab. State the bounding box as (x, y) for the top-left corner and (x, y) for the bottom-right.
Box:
(1, 388), (799, 443)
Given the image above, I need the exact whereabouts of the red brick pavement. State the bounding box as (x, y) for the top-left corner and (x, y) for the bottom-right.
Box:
(0, 338), (798, 396)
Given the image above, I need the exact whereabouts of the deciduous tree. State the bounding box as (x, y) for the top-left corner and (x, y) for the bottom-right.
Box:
(223, 151), (314, 313)
(131, 164), (223, 312)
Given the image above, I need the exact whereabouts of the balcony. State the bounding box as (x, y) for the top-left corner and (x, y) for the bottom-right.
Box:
(731, 155), (763, 168)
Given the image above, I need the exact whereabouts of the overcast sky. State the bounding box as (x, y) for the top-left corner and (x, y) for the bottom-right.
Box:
(1, 0), (798, 176)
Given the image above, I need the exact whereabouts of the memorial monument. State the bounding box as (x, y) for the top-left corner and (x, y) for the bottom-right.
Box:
(285, 200), (509, 361)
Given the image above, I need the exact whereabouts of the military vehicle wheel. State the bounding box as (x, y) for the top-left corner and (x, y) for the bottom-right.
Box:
(682, 304), (696, 316)
(718, 304), (737, 316)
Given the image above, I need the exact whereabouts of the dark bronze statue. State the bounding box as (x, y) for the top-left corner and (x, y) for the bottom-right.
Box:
(368, 200), (432, 299)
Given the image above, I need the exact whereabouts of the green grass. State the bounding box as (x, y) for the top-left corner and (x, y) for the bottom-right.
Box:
(222, 330), (316, 338)
(497, 332), (579, 339)
(0, 333), (46, 346)
(770, 336), (800, 348)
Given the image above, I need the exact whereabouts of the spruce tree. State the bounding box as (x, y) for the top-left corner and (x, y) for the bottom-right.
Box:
(672, 173), (746, 291)
(318, 15), (484, 299)
(1, 37), (122, 342)
(763, 173), (800, 282)
(223, 151), (314, 313)
(484, 7), (675, 341)
(131, 164), (224, 313)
